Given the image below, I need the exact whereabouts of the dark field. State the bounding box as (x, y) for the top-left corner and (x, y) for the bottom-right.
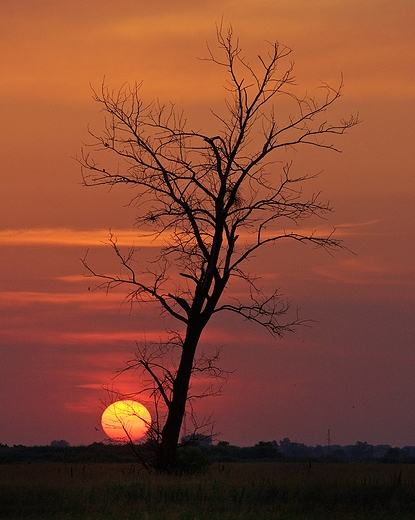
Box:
(1, 461), (415, 519)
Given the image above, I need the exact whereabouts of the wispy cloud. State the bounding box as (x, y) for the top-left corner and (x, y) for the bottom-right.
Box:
(313, 257), (415, 288)
(63, 331), (169, 343)
(0, 228), (163, 247)
(0, 290), (121, 307)
(0, 221), (379, 248)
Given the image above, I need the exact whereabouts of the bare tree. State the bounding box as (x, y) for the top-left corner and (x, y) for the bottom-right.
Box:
(78, 25), (359, 472)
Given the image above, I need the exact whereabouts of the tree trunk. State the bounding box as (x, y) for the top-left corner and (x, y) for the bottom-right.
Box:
(156, 324), (202, 473)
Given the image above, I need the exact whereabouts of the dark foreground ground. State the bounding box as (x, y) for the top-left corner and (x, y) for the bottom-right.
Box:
(1, 461), (415, 519)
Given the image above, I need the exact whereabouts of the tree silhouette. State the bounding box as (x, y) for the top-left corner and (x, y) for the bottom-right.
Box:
(78, 25), (359, 472)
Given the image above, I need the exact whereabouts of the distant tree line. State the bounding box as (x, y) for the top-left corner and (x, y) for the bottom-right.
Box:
(0, 442), (138, 464)
(277, 438), (415, 463)
(1, 438), (414, 466)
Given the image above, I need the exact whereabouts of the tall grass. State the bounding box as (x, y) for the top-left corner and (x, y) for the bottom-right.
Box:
(1, 462), (415, 519)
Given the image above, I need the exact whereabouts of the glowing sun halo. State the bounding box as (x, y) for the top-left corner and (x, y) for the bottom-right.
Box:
(101, 400), (152, 442)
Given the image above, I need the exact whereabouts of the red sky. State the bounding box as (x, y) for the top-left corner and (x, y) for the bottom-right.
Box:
(1, 0), (414, 448)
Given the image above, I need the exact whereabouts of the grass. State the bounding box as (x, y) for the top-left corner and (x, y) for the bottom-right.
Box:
(1, 461), (415, 519)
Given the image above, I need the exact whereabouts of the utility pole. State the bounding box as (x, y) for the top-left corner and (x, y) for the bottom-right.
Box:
(326, 429), (331, 449)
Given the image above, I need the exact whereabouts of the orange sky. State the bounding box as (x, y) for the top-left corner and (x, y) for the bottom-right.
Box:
(1, 0), (414, 448)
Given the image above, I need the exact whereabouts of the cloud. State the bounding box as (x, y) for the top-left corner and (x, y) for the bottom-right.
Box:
(0, 220), (377, 248)
(0, 290), (121, 308)
(0, 228), (163, 247)
(63, 331), (170, 344)
(313, 257), (415, 288)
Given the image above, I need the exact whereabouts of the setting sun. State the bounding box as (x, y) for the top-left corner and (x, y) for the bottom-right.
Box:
(101, 400), (151, 442)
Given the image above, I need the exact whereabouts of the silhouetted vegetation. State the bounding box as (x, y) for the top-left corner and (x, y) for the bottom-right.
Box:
(78, 23), (359, 472)
(2, 438), (415, 466)
(0, 442), (138, 464)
